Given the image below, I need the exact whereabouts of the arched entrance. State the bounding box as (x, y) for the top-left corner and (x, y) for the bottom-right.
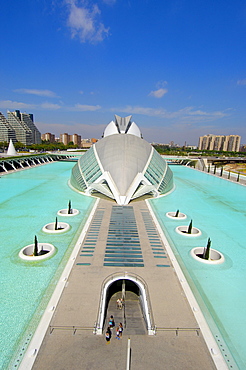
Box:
(95, 272), (155, 335)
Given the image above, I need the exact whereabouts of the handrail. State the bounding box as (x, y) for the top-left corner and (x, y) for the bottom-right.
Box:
(49, 325), (94, 335)
(156, 327), (200, 336)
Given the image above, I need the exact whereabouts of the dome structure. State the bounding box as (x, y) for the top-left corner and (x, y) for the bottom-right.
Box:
(70, 115), (173, 205)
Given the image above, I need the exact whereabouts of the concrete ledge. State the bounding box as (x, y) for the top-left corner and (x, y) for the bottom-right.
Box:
(19, 243), (56, 261)
(42, 222), (70, 233)
(190, 247), (225, 264)
(57, 209), (79, 217)
(176, 225), (202, 237)
(166, 211), (187, 219)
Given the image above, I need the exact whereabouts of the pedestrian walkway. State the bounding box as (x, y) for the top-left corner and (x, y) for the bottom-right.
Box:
(31, 198), (219, 370)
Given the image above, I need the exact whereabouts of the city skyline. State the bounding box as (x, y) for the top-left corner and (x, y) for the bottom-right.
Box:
(1, 0), (246, 145)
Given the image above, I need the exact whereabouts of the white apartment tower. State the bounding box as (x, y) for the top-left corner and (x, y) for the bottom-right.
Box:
(7, 110), (41, 145)
(0, 112), (17, 143)
(198, 134), (241, 152)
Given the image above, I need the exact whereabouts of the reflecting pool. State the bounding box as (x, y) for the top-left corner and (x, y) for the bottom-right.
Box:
(149, 165), (246, 369)
(0, 162), (95, 369)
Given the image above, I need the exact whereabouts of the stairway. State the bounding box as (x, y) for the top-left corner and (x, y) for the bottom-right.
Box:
(105, 291), (147, 336)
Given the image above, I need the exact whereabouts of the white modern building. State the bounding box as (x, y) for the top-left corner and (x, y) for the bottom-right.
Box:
(0, 112), (17, 143)
(6, 110), (41, 145)
(70, 115), (174, 205)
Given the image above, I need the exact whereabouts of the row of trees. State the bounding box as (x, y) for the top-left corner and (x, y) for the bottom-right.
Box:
(153, 144), (246, 157)
(0, 141), (85, 152)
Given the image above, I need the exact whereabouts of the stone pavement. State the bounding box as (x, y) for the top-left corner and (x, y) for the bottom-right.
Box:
(32, 199), (218, 370)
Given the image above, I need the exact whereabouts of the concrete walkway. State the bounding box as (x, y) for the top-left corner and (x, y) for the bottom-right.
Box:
(31, 199), (220, 370)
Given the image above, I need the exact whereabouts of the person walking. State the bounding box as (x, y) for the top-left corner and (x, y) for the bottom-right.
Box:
(109, 315), (115, 330)
(119, 322), (123, 338)
(115, 326), (120, 340)
(105, 327), (112, 344)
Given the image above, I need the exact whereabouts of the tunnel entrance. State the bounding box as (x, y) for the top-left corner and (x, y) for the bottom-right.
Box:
(95, 273), (155, 335)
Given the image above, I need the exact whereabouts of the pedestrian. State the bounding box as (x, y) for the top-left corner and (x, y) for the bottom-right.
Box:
(105, 327), (112, 344)
(119, 298), (123, 309)
(109, 315), (115, 329)
(115, 326), (120, 340)
(116, 298), (121, 309)
(119, 322), (123, 338)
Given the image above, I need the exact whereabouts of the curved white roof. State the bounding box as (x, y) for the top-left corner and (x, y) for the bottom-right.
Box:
(95, 134), (152, 196)
(70, 115), (173, 205)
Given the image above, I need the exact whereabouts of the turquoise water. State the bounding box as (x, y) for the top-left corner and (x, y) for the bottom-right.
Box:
(0, 162), (95, 369)
(149, 166), (246, 369)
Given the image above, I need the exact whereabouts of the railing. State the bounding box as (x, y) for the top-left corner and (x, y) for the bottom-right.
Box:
(49, 325), (94, 335)
(156, 327), (200, 336)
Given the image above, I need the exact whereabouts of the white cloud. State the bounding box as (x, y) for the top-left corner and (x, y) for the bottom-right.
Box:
(237, 79), (246, 85)
(14, 89), (58, 97)
(0, 100), (35, 110)
(40, 102), (61, 110)
(149, 88), (168, 98)
(66, 0), (109, 43)
(111, 105), (229, 123)
(70, 104), (101, 111)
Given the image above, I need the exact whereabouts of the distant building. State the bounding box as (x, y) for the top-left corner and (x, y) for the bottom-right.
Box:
(69, 134), (81, 147)
(59, 133), (81, 146)
(0, 111), (16, 143)
(41, 133), (56, 143)
(198, 134), (241, 152)
(7, 110), (41, 145)
(80, 139), (97, 148)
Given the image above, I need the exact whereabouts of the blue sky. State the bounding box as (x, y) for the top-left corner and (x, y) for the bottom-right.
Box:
(0, 0), (246, 145)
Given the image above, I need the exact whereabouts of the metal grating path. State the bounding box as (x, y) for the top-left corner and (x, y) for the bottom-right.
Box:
(104, 206), (144, 267)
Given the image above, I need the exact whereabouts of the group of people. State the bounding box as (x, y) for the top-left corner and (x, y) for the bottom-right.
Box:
(105, 315), (123, 343)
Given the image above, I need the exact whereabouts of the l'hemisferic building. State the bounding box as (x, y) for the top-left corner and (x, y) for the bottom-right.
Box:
(70, 115), (173, 205)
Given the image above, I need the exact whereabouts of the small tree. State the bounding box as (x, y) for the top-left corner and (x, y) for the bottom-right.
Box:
(68, 200), (72, 214)
(55, 217), (58, 230)
(175, 209), (179, 217)
(34, 235), (38, 256)
(187, 220), (193, 234)
(203, 238), (211, 260)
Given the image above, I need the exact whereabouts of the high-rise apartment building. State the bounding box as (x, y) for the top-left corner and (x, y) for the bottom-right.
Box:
(20, 112), (41, 144)
(198, 134), (241, 152)
(59, 133), (81, 146)
(69, 134), (81, 146)
(59, 133), (69, 145)
(7, 110), (41, 145)
(41, 133), (55, 142)
(0, 112), (17, 143)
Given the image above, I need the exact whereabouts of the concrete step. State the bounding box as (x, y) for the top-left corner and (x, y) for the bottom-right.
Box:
(105, 292), (147, 336)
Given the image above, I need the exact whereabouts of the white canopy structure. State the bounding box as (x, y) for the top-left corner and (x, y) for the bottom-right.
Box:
(7, 139), (17, 156)
(70, 115), (173, 205)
